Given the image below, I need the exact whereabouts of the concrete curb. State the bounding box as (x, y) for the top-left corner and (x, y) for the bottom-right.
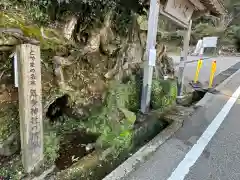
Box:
(31, 165), (55, 180)
(196, 68), (240, 107)
(103, 119), (183, 180)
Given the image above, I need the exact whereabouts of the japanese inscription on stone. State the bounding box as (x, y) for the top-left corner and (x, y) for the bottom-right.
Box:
(17, 44), (43, 173)
(29, 46), (42, 156)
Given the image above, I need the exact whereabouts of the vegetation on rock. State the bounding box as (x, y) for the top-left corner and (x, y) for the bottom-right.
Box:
(151, 79), (177, 110)
(0, 0), (178, 178)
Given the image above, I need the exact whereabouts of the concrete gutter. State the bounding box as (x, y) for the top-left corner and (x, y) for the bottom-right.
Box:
(102, 115), (184, 180)
(103, 61), (240, 180)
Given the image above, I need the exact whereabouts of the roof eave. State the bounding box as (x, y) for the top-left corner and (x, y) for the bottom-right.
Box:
(199, 0), (226, 16)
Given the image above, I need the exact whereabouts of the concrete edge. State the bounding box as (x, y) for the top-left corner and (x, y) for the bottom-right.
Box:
(102, 120), (183, 180)
(195, 67), (240, 107)
(32, 165), (55, 180)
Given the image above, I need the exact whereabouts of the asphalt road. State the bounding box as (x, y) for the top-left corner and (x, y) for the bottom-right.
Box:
(185, 102), (240, 180)
(124, 64), (240, 180)
(171, 55), (240, 86)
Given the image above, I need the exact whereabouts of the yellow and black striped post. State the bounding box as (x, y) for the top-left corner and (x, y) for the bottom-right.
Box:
(209, 60), (217, 88)
(194, 59), (203, 83)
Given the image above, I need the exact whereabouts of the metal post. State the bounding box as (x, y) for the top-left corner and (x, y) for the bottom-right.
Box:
(177, 20), (192, 99)
(140, 0), (160, 113)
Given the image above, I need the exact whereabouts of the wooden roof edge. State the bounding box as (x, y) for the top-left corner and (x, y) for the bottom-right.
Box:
(219, 0), (228, 13)
(200, 0), (226, 15)
(189, 0), (206, 11)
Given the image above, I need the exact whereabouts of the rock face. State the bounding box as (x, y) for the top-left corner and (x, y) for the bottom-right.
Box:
(0, 10), (144, 152)
(0, 103), (20, 156)
(63, 16), (78, 40)
(0, 9), (178, 179)
(0, 132), (20, 156)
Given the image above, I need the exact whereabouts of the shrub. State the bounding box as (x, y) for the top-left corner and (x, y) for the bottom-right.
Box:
(151, 79), (177, 110)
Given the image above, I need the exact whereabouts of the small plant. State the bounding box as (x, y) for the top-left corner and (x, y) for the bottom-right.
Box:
(151, 79), (177, 110)
(43, 130), (60, 165)
(23, 0), (52, 24)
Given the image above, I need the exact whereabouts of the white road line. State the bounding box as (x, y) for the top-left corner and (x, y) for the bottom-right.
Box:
(167, 84), (240, 180)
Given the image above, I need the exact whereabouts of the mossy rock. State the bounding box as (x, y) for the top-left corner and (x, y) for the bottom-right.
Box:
(0, 103), (19, 143)
(0, 155), (24, 180)
(151, 79), (177, 110)
(0, 121), (61, 178)
(95, 108), (135, 149)
(125, 76), (141, 112)
(81, 80), (138, 149)
(0, 11), (68, 50)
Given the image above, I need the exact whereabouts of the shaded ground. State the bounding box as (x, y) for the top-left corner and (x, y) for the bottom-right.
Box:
(55, 130), (99, 170)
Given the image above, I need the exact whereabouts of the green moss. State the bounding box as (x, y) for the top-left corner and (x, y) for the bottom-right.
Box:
(125, 76), (141, 112)
(43, 125), (61, 166)
(62, 80), (137, 150)
(0, 103), (19, 142)
(151, 79), (177, 110)
(0, 11), (68, 51)
(0, 156), (24, 180)
(83, 77), (177, 150)
(0, 121), (61, 179)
